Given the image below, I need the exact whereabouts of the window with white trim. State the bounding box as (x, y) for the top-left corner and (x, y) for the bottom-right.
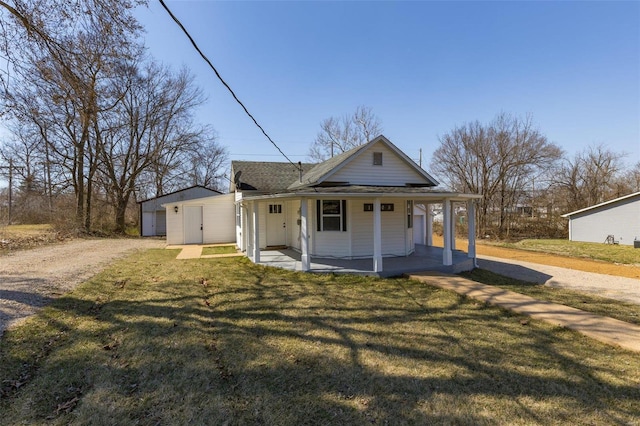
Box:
(407, 200), (413, 228)
(317, 200), (347, 231)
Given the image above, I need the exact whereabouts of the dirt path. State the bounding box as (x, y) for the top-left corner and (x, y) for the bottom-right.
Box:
(0, 238), (164, 335)
(432, 235), (640, 280)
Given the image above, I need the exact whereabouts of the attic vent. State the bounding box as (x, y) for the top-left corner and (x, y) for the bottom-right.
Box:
(373, 152), (383, 166)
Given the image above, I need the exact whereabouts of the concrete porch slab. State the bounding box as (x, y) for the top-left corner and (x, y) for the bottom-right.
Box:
(255, 244), (475, 277)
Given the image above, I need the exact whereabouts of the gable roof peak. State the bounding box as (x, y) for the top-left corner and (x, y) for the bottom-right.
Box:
(288, 134), (439, 190)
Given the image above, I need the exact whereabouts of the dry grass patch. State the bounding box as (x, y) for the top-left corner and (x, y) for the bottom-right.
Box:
(0, 251), (638, 424)
(0, 224), (68, 254)
(498, 238), (640, 266)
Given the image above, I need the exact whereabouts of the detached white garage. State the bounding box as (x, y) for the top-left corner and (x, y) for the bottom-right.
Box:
(138, 186), (220, 236)
(562, 191), (640, 246)
(164, 193), (236, 245)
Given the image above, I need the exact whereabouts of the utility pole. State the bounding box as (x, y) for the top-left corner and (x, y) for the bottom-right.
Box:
(419, 148), (422, 168)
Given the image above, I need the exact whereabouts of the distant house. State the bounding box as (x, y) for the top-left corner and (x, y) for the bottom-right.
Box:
(561, 191), (640, 246)
(138, 185), (220, 237)
(230, 135), (481, 273)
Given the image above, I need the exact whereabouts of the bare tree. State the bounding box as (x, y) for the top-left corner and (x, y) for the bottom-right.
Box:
(308, 105), (382, 161)
(623, 162), (640, 193)
(92, 62), (229, 232)
(431, 113), (563, 238)
(555, 145), (627, 211)
(0, 0), (144, 231)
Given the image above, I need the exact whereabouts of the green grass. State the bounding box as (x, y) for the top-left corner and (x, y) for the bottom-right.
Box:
(0, 224), (55, 236)
(461, 269), (640, 325)
(495, 238), (640, 265)
(201, 245), (237, 255)
(1, 251), (639, 424)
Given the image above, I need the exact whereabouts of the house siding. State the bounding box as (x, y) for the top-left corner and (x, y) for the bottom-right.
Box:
(569, 197), (640, 245)
(165, 207), (184, 245)
(330, 141), (426, 186)
(333, 198), (408, 258)
(259, 203), (267, 249)
(165, 193), (235, 245)
(351, 200), (374, 256)
(380, 200), (407, 256)
(202, 194), (236, 244)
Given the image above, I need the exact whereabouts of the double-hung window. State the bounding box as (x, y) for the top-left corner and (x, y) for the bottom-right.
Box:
(317, 200), (347, 231)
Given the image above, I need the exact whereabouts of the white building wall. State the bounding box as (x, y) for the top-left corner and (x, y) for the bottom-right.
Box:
(330, 141), (425, 186)
(165, 193), (235, 245)
(569, 197), (640, 246)
(351, 199), (374, 256)
(380, 200), (407, 256)
(258, 203), (267, 249)
(202, 193), (236, 244)
(165, 207), (184, 245)
(321, 198), (407, 258)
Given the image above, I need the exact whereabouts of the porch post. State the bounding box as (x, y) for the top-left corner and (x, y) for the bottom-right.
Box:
(467, 199), (477, 263)
(373, 198), (383, 272)
(300, 198), (310, 271)
(450, 202), (456, 251)
(252, 201), (260, 263)
(245, 203), (253, 256)
(425, 203), (433, 246)
(443, 199), (453, 266)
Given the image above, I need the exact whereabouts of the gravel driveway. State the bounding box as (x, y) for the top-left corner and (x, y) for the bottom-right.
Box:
(478, 255), (640, 305)
(0, 238), (164, 335)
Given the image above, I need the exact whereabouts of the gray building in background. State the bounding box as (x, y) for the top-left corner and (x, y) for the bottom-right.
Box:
(562, 191), (640, 246)
(138, 186), (220, 236)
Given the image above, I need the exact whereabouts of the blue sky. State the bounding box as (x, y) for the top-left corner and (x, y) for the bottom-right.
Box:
(140, 1), (640, 168)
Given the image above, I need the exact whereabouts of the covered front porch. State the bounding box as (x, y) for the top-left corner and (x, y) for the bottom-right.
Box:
(242, 193), (481, 275)
(255, 244), (474, 277)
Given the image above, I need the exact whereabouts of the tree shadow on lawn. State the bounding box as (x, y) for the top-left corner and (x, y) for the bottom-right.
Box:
(1, 259), (639, 424)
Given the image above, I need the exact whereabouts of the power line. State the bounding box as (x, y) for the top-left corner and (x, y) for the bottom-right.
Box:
(158, 0), (299, 171)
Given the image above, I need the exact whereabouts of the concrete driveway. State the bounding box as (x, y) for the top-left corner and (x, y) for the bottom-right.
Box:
(478, 255), (640, 305)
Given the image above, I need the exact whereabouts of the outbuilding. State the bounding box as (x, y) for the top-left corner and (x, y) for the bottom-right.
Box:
(562, 191), (640, 246)
(138, 185), (220, 236)
(164, 193), (236, 245)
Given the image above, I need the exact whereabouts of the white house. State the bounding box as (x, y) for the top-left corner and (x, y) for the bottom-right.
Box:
(138, 185), (220, 236)
(561, 191), (640, 246)
(231, 135), (481, 273)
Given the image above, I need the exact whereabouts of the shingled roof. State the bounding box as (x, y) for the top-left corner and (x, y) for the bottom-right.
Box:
(230, 161), (316, 194)
(288, 142), (370, 190)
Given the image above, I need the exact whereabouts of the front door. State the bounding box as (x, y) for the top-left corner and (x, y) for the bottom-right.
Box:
(184, 206), (203, 244)
(266, 203), (286, 247)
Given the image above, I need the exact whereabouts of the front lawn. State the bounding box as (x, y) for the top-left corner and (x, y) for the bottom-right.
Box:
(201, 245), (238, 255)
(499, 238), (640, 265)
(1, 251), (638, 424)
